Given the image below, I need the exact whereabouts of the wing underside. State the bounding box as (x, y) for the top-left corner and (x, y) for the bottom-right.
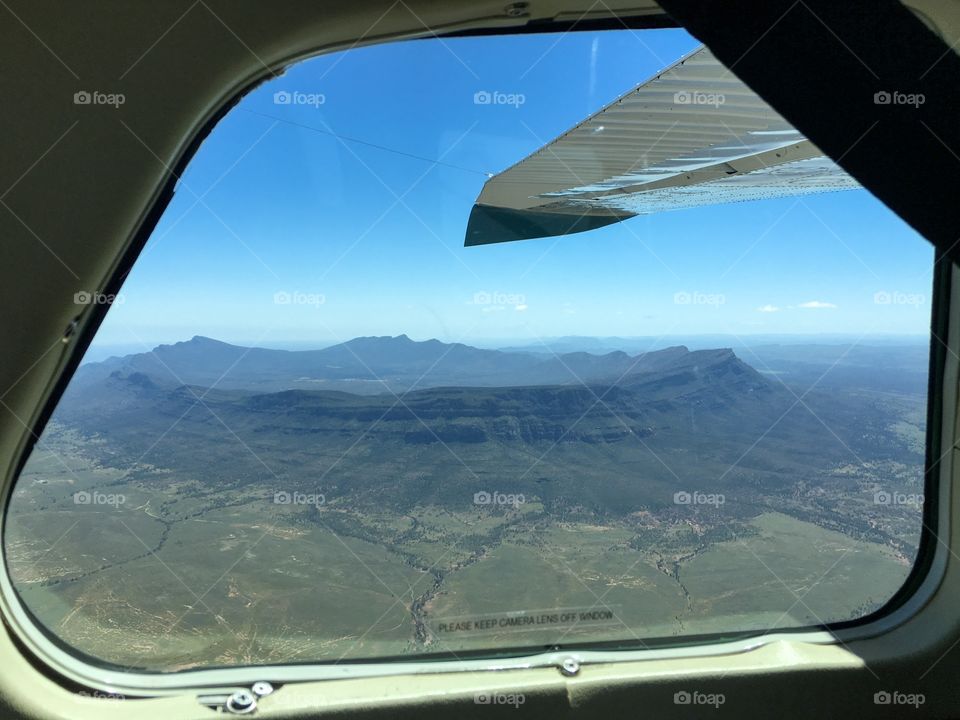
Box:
(464, 46), (860, 247)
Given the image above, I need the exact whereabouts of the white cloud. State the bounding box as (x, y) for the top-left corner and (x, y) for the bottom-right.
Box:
(515, 304), (528, 312)
(757, 304), (780, 313)
(798, 300), (837, 309)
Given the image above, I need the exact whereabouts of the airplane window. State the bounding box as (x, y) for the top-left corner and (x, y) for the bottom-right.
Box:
(4, 29), (934, 671)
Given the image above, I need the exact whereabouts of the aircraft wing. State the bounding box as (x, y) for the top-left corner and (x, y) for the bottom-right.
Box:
(464, 45), (860, 247)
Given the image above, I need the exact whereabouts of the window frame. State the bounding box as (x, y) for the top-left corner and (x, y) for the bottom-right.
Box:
(0, 24), (953, 699)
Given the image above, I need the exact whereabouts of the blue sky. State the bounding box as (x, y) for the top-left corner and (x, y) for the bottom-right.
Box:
(91, 28), (934, 353)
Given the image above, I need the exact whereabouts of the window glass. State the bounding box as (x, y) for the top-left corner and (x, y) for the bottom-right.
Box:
(5, 29), (932, 670)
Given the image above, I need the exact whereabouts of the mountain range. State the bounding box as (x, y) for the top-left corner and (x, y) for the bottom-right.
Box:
(49, 334), (902, 518)
(71, 334), (742, 395)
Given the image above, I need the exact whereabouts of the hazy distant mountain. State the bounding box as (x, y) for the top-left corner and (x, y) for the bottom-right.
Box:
(68, 335), (721, 396)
